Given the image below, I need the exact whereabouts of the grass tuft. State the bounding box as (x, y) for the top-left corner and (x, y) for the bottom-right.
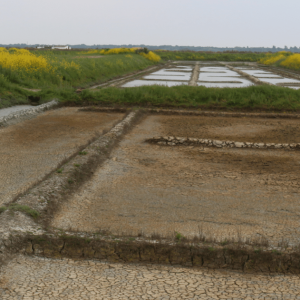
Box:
(0, 203), (40, 219)
(0, 206), (7, 213)
(175, 231), (184, 242)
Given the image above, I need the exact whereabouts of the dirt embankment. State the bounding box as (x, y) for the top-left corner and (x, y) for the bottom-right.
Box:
(7, 234), (300, 274)
(0, 108), (124, 205)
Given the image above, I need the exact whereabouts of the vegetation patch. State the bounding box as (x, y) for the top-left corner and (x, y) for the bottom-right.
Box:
(0, 74), (31, 108)
(59, 85), (300, 111)
(0, 203), (40, 219)
(155, 51), (269, 62)
(260, 51), (300, 71)
(0, 48), (158, 92)
(88, 47), (161, 62)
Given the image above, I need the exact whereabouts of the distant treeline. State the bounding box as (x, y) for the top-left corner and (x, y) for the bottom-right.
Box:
(1, 44), (300, 53)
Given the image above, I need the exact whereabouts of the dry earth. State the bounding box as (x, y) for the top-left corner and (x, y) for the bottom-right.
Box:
(2, 106), (300, 299)
(157, 115), (300, 144)
(1, 255), (300, 300)
(0, 108), (123, 205)
(52, 115), (300, 246)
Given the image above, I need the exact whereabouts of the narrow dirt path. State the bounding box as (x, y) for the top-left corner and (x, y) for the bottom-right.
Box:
(188, 62), (200, 86)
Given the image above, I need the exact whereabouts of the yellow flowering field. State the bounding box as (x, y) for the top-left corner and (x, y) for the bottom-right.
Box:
(0, 48), (50, 72)
(0, 48), (157, 89)
(87, 48), (161, 62)
(259, 54), (286, 65)
(260, 52), (300, 70)
(280, 54), (300, 70)
(139, 51), (161, 62)
(0, 47), (81, 86)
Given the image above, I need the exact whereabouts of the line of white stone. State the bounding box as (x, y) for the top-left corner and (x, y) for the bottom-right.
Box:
(0, 100), (58, 127)
(149, 136), (300, 150)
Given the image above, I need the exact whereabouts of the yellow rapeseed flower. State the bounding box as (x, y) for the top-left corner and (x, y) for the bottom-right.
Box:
(139, 51), (161, 62)
(259, 54), (286, 65)
(0, 48), (80, 81)
(86, 48), (161, 62)
(280, 54), (300, 70)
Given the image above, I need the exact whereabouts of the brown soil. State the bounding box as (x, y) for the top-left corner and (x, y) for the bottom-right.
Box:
(0, 108), (123, 205)
(52, 115), (300, 247)
(156, 115), (300, 144)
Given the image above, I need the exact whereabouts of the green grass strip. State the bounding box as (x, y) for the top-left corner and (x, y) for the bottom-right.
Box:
(155, 51), (269, 62)
(58, 85), (300, 111)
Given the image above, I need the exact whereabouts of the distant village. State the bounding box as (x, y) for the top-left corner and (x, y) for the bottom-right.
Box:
(1, 44), (300, 53)
(36, 45), (71, 50)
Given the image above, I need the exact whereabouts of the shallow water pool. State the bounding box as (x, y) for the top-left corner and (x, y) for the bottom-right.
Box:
(259, 77), (300, 85)
(122, 80), (188, 87)
(198, 75), (243, 82)
(198, 77), (253, 88)
(143, 74), (190, 81)
(238, 69), (282, 78)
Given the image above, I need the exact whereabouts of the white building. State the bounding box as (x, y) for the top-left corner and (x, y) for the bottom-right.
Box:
(51, 46), (71, 50)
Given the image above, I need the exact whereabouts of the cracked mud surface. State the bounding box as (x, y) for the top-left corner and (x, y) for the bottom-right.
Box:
(52, 115), (300, 246)
(1, 255), (300, 300)
(0, 108), (123, 205)
(157, 115), (300, 144)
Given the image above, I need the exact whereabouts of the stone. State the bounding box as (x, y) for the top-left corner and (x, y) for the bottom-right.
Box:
(178, 138), (187, 143)
(234, 142), (244, 148)
(189, 138), (198, 142)
(213, 140), (223, 146)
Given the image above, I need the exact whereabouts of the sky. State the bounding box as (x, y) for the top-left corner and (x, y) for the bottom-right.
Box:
(1, 0), (299, 47)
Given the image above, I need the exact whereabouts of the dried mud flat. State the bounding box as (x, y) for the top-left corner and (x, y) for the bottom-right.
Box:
(0, 107), (124, 205)
(158, 115), (300, 144)
(2, 109), (300, 299)
(52, 115), (300, 247)
(1, 255), (300, 300)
